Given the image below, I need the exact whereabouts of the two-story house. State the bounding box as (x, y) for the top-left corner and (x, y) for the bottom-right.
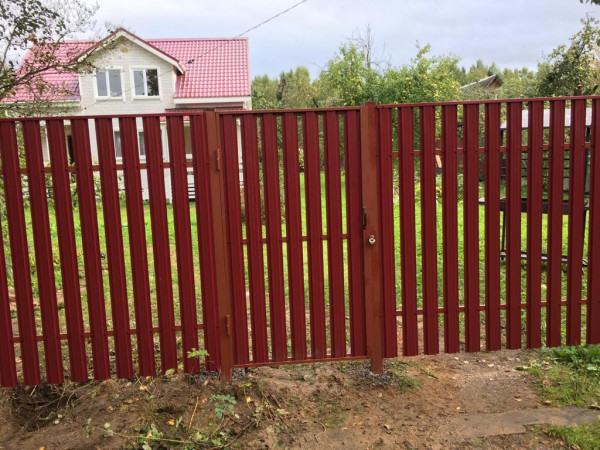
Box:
(7, 28), (251, 199)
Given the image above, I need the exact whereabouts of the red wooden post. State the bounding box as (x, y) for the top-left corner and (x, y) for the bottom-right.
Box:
(588, 98), (600, 345)
(361, 101), (384, 373)
(419, 106), (440, 355)
(261, 114), (287, 362)
(484, 104), (502, 351)
(345, 110), (367, 357)
(378, 107), (398, 358)
(526, 102), (544, 349)
(442, 105), (460, 354)
(303, 112), (327, 359)
(240, 114), (268, 363)
(221, 114), (249, 365)
(463, 104), (481, 352)
(71, 118), (111, 380)
(0, 121), (40, 385)
(190, 114), (221, 371)
(282, 112), (307, 360)
(95, 118), (133, 379)
(505, 102), (523, 350)
(566, 99), (587, 346)
(143, 117), (177, 373)
(324, 111), (347, 357)
(398, 107), (419, 357)
(47, 120), (87, 382)
(119, 117), (155, 377)
(166, 116), (200, 373)
(0, 213), (17, 387)
(22, 121), (64, 383)
(204, 110), (235, 381)
(546, 101), (566, 348)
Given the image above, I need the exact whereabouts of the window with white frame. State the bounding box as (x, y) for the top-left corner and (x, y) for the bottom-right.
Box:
(132, 68), (159, 97)
(96, 69), (122, 98)
(114, 131), (122, 158)
(112, 131), (146, 159)
(138, 131), (146, 158)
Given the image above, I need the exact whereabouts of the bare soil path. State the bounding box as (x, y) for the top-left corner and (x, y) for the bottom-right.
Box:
(0, 348), (596, 449)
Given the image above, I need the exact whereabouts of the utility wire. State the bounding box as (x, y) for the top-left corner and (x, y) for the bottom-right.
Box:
(79, 0), (309, 112)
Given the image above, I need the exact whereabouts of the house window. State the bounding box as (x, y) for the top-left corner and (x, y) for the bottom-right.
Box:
(112, 131), (146, 159)
(138, 131), (146, 158)
(96, 69), (122, 98)
(133, 69), (159, 97)
(114, 131), (122, 158)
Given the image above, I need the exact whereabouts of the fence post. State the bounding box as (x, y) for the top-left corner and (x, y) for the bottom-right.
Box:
(205, 110), (235, 381)
(360, 101), (385, 373)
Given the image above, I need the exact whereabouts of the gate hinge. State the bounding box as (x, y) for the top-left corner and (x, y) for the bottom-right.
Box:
(225, 315), (231, 337)
(216, 148), (222, 171)
(362, 207), (367, 230)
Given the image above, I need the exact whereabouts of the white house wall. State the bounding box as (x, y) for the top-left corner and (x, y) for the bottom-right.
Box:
(77, 37), (178, 116)
(36, 37), (247, 201)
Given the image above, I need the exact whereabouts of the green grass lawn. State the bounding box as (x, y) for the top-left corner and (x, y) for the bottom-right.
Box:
(1, 168), (592, 351)
(526, 345), (600, 449)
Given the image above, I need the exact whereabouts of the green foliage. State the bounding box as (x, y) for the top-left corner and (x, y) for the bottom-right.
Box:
(551, 345), (600, 374)
(319, 41), (383, 106)
(187, 348), (209, 359)
(526, 345), (600, 407)
(378, 44), (461, 104)
(1, 0), (98, 114)
(538, 422), (600, 449)
(136, 423), (163, 450)
(251, 66), (320, 109)
(534, 16), (600, 96)
(251, 74), (280, 110)
(210, 394), (238, 420)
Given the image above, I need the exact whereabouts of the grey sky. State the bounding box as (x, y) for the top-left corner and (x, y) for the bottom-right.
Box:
(93, 0), (600, 79)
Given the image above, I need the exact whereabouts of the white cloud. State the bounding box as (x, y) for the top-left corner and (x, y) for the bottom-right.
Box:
(91, 0), (600, 77)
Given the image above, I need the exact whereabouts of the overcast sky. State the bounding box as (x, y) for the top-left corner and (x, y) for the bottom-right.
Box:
(91, 0), (600, 79)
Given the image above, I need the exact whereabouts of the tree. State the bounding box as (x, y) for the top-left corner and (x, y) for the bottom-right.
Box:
(378, 44), (461, 105)
(1, 0), (98, 114)
(534, 16), (600, 96)
(251, 74), (280, 110)
(251, 66), (320, 110)
(277, 67), (320, 108)
(318, 41), (382, 106)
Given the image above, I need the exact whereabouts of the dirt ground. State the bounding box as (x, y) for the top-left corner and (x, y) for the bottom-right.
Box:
(0, 348), (591, 449)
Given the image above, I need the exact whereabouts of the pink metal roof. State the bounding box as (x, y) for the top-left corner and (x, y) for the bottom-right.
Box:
(152, 38), (250, 98)
(6, 30), (250, 103)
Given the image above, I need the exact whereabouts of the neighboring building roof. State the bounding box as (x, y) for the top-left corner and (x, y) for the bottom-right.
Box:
(6, 28), (251, 103)
(460, 74), (503, 90)
(500, 107), (593, 129)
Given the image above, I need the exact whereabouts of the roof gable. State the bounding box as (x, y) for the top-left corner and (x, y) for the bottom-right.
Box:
(76, 28), (186, 74)
(5, 29), (251, 103)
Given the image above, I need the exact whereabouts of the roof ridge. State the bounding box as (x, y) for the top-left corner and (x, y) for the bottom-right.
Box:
(148, 37), (249, 42)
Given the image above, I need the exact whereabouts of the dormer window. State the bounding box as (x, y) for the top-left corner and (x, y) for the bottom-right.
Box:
(96, 69), (122, 98)
(133, 68), (159, 97)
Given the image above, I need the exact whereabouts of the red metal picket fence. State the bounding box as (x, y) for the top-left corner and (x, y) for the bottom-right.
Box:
(0, 96), (599, 387)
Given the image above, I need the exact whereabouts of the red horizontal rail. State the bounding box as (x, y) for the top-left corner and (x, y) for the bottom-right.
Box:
(233, 355), (369, 369)
(12, 324), (206, 344)
(379, 94), (600, 108)
(393, 299), (591, 316)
